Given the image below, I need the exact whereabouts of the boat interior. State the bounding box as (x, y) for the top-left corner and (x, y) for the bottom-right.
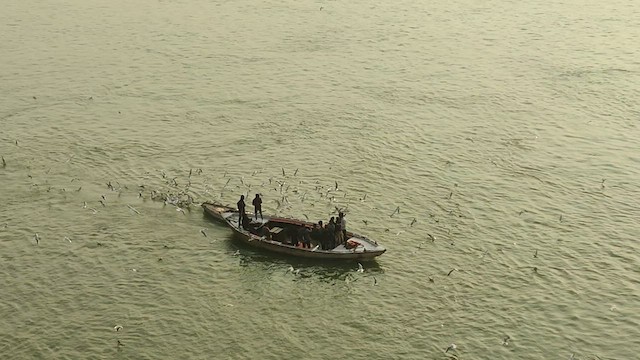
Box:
(224, 212), (381, 253)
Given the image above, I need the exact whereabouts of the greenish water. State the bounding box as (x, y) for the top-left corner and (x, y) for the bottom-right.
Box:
(1, 0), (639, 358)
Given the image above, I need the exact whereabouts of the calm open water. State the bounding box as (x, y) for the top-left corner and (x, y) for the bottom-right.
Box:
(1, 0), (639, 359)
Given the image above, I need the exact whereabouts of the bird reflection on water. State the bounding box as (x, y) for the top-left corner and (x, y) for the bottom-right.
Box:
(222, 234), (384, 284)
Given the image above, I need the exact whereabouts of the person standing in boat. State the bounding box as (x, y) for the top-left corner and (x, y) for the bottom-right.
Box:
(311, 221), (323, 249)
(334, 215), (343, 246)
(252, 193), (263, 220)
(237, 195), (246, 229)
(326, 217), (336, 249)
(339, 212), (347, 243)
(303, 226), (312, 248)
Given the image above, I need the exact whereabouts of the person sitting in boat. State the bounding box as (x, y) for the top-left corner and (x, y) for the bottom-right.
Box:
(299, 227), (312, 248)
(290, 227), (305, 247)
(288, 227), (300, 247)
(288, 231), (302, 247)
(242, 212), (253, 231)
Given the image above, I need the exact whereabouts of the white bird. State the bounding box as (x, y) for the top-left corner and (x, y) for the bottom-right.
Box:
(233, 250), (240, 256)
(83, 201), (87, 209)
(445, 343), (457, 353)
(114, 325), (123, 332)
(502, 335), (510, 345)
(357, 263), (364, 273)
(64, 236), (72, 243)
(34, 233), (40, 245)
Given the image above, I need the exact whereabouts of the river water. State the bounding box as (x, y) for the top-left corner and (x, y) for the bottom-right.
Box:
(1, 0), (639, 358)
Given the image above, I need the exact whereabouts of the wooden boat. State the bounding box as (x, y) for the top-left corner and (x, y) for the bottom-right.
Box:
(202, 202), (386, 261)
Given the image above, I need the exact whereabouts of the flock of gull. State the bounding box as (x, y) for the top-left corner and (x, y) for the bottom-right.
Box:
(0, 145), (612, 359)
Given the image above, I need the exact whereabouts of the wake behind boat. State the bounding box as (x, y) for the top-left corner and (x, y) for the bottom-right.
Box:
(202, 202), (386, 261)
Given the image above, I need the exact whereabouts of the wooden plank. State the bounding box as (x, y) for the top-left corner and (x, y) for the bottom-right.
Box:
(269, 227), (283, 234)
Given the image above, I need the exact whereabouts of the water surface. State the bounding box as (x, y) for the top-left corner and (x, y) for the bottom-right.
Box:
(1, 0), (639, 358)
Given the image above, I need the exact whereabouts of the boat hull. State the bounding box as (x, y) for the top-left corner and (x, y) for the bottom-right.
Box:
(202, 202), (386, 261)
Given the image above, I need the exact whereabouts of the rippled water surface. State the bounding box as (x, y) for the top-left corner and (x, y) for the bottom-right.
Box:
(1, 0), (639, 358)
